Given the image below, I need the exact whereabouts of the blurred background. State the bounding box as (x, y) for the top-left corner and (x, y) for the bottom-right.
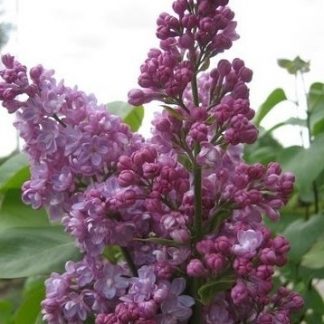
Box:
(0, 0), (324, 156)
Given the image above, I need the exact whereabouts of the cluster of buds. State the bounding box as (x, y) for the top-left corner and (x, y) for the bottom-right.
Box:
(0, 0), (303, 323)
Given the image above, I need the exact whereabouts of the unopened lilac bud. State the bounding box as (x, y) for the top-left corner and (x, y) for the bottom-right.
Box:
(128, 89), (145, 106)
(143, 162), (160, 178)
(210, 68), (220, 81)
(225, 71), (238, 90)
(117, 155), (132, 171)
(181, 14), (198, 29)
(217, 0), (229, 5)
(189, 122), (208, 142)
(178, 33), (195, 49)
(1, 53), (14, 67)
(232, 83), (249, 99)
(232, 58), (245, 72)
(187, 259), (207, 277)
(239, 67), (253, 82)
(170, 228), (190, 243)
(260, 248), (277, 265)
(214, 236), (232, 253)
(218, 59), (232, 76)
(274, 312), (290, 324)
(256, 265), (274, 280)
(205, 253), (225, 273)
(196, 239), (214, 254)
(272, 236), (290, 254)
(233, 257), (253, 275)
(257, 313), (273, 324)
(30, 64), (44, 82)
(288, 294), (304, 310)
(231, 281), (249, 305)
(121, 189), (137, 206)
(172, 0), (188, 16)
(118, 170), (138, 186)
(198, 1), (212, 15)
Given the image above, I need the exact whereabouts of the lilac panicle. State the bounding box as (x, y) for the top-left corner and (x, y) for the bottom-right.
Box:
(128, 0), (238, 107)
(0, 0), (304, 323)
(0, 54), (142, 220)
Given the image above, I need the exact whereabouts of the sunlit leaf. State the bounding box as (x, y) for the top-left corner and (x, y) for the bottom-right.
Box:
(278, 56), (310, 74)
(107, 101), (144, 131)
(254, 88), (287, 126)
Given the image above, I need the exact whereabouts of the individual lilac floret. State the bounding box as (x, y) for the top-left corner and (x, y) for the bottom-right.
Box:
(94, 263), (129, 300)
(232, 229), (263, 257)
(120, 266), (156, 304)
(158, 277), (195, 323)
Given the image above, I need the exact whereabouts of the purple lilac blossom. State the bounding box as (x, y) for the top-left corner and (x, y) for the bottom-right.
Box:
(0, 0), (304, 322)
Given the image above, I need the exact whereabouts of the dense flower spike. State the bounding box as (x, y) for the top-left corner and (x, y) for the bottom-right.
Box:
(0, 54), (142, 219)
(128, 0), (238, 107)
(0, 0), (303, 323)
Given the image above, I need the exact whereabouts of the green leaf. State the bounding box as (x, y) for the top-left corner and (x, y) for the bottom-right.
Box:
(103, 245), (122, 264)
(0, 299), (14, 324)
(308, 82), (324, 112)
(14, 278), (45, 324)
(262, 117), (306, 135)
(34, 313), (45, 324)
(162, 106), (184, 121)
(278, 56), (310, 74)
(283, 214), (324, 262)
(208, 208), (232, 233)
(303, 286), (324, 322)
(280, 134), (324, 190)
(0, 153), (29, 192)
(198, 275), (235, 305)
(299, 265), (324, 279)
(310, 104), (324, 136)
(244, 128), (283, 164)
(0, 226), (81, 278)
(107, 101), (144, 131)
(301, 239), (324, 269)
(178, 154), (193, 171)
(276, 146), (303, 170)
(0, 190), (49, 230)
(312, 117), (324, 137)
(254, 88), (287, 126)
(265, 209), (304, 234)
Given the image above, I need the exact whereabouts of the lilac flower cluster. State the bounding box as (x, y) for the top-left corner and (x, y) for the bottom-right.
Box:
(128, 0), (238, 106)
(0, 0), (304, 323)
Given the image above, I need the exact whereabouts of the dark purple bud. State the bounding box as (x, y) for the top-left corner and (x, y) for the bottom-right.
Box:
(128, 89), (145, 106)
(30, 64), (44, 82)
(172, 0), (188, 16)
(231, 281), (249, 305)
(217, 0), (229, 6)
(232, 58), (245, 72)
(118, 170), (138, 186)
(1, 53), (15, 68)
(178, 33), (194, 49)
(187, 259), (207, 277)
(239, 67), (253, 82)
(218, 59), (232, 76)
(117, 155), (132, 171)
(181, 14), (198, 29)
